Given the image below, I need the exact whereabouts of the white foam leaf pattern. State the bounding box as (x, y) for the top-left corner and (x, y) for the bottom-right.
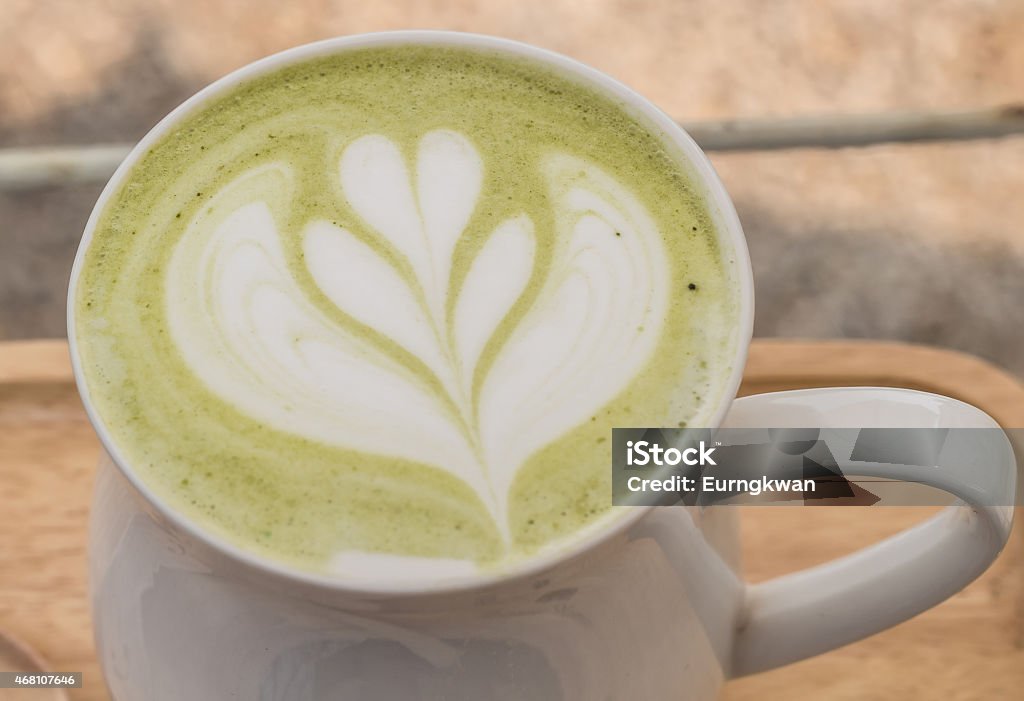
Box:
(165, 166), (488, 505)
(303, 221), (451, 387)
(452, 215), (535, 387)
(477, 154), (669, 505)
(166, 136), (669, 538)
(339, 136), (429, 293)
(416, 130), (484, 318)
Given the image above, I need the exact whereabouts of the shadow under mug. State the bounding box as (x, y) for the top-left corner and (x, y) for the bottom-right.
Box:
(70, 31), (1016, 701)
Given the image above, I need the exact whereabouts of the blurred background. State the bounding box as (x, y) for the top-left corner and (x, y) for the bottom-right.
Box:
(2, 0), (1024, 373)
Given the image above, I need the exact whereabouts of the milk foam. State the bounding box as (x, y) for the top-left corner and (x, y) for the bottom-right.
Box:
(166, 131), (668, 539)
(75, 46), (737, 577)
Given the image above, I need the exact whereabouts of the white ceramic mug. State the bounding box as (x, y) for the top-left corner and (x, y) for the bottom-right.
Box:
(70, 32), (1017, 701)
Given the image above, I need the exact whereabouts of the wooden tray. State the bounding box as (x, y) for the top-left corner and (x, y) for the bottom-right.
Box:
(1, 339), (1021, 700)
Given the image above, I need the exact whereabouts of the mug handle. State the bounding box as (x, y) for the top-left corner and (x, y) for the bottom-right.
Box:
(723, 387), (1016, 677)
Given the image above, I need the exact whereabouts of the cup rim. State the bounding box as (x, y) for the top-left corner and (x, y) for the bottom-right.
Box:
(67, 29), (754, 598)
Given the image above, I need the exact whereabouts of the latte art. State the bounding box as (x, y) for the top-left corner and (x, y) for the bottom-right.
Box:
(74, 45), (738, 578)
(166, 130), (669, 536)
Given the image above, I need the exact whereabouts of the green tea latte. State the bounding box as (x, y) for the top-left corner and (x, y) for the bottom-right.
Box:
(73, 43), (739, 579)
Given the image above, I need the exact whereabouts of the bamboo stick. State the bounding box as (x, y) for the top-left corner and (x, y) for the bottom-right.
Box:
(1, 105), (1022, 190)
(684, 104), (1024, 152)
(0, 144), (132, 191)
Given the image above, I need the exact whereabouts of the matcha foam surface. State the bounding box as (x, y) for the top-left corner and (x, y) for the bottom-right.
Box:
(75, 45), (739, 581)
